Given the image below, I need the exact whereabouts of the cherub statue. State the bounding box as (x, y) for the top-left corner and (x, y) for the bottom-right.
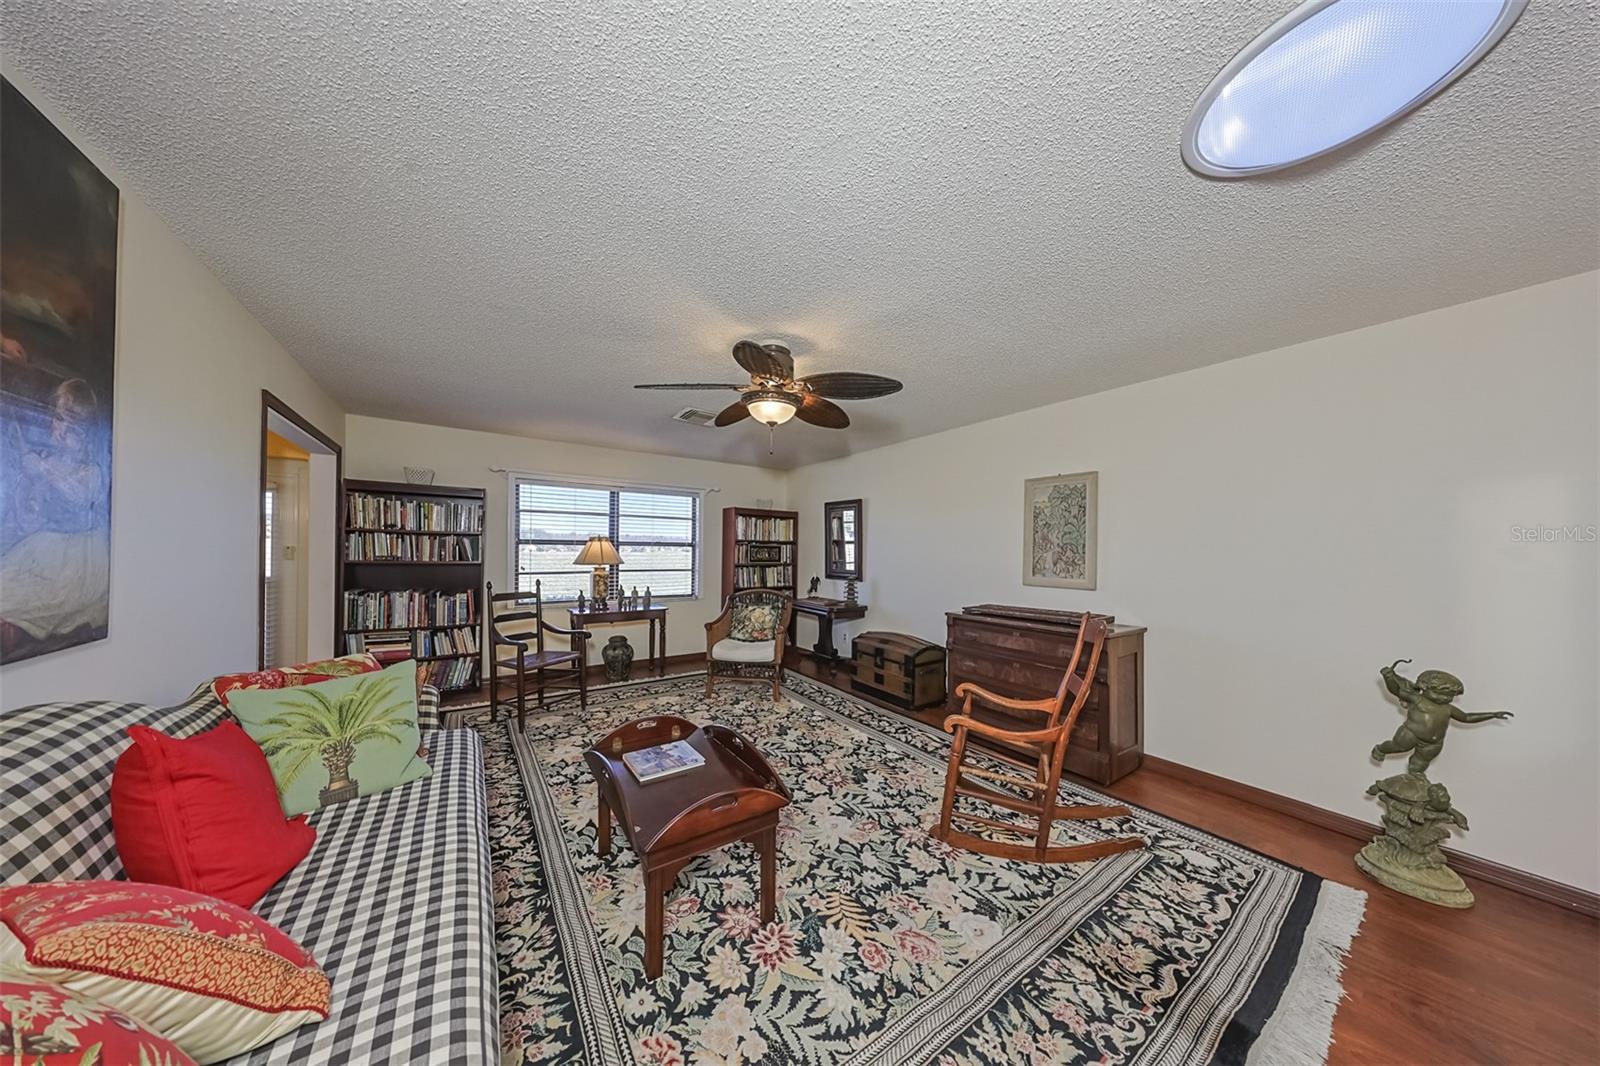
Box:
(1371, 659), (1512, 775)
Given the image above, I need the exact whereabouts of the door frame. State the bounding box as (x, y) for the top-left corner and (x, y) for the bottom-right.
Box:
(259, 390), (343, 669)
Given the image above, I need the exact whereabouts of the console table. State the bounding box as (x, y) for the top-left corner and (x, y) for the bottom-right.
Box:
(568, 605), (668, 677)
(792, 597), (867, 665)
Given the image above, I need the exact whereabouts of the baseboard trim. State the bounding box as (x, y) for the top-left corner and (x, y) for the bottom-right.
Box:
(1139, 755), (1599, 919)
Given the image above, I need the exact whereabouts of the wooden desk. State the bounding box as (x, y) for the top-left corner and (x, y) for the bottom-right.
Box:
(792, 597), (867, 664)
(568, 605), (668, 677)
(584, 715), (790, 978)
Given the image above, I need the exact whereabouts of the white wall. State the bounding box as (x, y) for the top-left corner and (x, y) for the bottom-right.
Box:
(0, 70), (345, 712)
(788, 273), (1600, 891)
(342, 416), (788, 663)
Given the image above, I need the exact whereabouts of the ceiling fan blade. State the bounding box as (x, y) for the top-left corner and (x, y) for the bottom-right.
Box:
(796, 371), (904, 400)
(713, 399), (752, 426)
(796, 393), (850, 429)
(633, 383), (744, 390)
(732, 340), (793, 379)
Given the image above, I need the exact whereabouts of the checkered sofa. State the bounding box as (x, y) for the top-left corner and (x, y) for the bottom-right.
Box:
(0, 683), (498, 1064)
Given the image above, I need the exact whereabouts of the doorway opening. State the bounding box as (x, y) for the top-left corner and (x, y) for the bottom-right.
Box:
(260, 392), (341, 669)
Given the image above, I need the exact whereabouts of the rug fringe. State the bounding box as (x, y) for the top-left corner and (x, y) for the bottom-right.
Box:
(1247, 881), (1367, 1065)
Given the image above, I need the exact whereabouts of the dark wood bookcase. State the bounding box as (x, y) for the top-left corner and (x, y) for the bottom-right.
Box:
(341, 478), (486, 693)
(720, 506), (799, 603)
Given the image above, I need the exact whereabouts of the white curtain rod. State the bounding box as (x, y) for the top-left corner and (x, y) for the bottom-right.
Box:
(487, 466), (721, 497)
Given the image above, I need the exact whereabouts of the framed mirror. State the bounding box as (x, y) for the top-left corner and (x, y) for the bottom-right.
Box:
(824, 499), (863, 580)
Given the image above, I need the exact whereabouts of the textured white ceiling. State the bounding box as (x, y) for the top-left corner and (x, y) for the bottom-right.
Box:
(6, 1), (1597, 468)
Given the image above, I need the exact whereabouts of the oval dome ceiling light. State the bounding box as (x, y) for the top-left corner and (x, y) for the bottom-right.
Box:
(1181, 0), (1527, 178)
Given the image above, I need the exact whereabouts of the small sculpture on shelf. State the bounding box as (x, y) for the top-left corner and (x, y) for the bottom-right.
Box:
(1357, 659), (1513, 908)
(807, 575), (820, 597)
(843, 579), (858, 605)
(576, 590), (587, 613)
(643, 586), (652, 609)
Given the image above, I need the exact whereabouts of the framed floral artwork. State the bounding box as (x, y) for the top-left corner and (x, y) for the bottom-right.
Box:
(1023, 471), (1098, 590)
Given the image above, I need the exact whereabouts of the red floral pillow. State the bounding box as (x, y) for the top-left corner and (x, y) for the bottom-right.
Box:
(211, 652), (381, 706)
(0, 881), (330, 1064)
(0, 978), (197, 1066)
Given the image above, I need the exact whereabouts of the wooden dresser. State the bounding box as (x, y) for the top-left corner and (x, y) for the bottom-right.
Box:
(945, 604), (1146, 785)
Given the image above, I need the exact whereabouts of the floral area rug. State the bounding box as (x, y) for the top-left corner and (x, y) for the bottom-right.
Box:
(448, 673), (1364, 1065)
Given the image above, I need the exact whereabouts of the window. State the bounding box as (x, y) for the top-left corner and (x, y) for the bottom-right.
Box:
(513, 478), (699, 601)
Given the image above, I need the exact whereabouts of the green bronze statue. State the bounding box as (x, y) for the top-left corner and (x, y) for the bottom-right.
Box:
(1371, 660), (1513, 775)
(1357, 660), (1512, 909)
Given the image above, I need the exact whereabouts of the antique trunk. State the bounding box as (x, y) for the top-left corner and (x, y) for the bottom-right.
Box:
(945, 604), (1146, 785)
(851, 631), (947, 710)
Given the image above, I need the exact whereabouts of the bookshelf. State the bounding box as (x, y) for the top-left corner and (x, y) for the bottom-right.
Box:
(342, 478), (486, 693)
(720, 506), (799, 603)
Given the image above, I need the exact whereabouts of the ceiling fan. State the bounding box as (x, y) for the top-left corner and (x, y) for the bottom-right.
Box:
(634, 341), (903, 439)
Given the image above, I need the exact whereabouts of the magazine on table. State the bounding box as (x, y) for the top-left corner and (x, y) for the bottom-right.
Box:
(622, 739), (706, 783)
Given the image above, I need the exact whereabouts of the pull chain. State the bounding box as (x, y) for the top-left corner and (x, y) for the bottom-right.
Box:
(768, 423), (775, 455)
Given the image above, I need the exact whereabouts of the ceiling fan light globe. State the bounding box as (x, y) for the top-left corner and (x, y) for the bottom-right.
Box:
(745, 391), (799, 426)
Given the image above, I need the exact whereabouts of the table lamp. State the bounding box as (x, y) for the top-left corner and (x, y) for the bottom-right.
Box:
(573, 536), (622, 602)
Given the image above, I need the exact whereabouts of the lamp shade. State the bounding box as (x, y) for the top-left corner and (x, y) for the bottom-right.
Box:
(745, 390), (799, 426)
(573, 536), (622, 566)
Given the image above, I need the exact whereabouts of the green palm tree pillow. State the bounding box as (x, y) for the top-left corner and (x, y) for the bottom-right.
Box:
(229, 659), (432, 816)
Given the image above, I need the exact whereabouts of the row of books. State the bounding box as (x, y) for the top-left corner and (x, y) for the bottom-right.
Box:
(734, 542), (793, 564)
(346, 492), (484, 533)
(343, 589), (476, 631)
(733, 565), (794, 588)
(345, 532), (481, 562)
(419, 657), (478, 692)
(734, 514), (795, 541)
(346, 625), (479, 659)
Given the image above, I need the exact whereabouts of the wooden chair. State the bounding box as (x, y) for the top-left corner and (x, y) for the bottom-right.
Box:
(487, 580), (589, 730)
(704, 589), (793, 700)
(933, 613), (1144, 863)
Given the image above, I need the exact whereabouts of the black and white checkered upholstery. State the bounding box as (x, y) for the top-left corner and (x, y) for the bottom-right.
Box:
(1, 685), (497, 1065)
(2, 684), (226, 885)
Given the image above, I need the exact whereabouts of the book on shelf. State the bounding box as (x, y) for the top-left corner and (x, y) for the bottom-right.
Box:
(346, 625), (479, 658)
(417, 656), (478, 692)
(621, 739), (706, 784)
(734, 564), (793, 589)
(734, 514), (795, 541)
(343, 588), (476, 630)
(345, 531), (481, 562)
(346, 492), (484, 533)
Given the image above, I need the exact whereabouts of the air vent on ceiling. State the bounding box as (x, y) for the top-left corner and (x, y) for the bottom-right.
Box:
(671, 407), (719, 427)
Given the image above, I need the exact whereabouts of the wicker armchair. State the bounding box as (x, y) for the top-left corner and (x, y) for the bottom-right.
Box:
(704, 590), (792, 700)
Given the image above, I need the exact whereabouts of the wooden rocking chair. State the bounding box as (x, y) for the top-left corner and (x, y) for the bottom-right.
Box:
(933, 613), (1145, 863)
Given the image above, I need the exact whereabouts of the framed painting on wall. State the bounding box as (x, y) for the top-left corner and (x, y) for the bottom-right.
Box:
(0, 78), (120, 664)
(1023, 471), (1097, 590)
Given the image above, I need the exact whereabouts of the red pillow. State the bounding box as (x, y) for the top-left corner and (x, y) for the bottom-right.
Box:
(211, 652), (382, 706)
(112, 721), (315, 907)
(0, 881), (329, 1064)
(0, 978), (198, 1066)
